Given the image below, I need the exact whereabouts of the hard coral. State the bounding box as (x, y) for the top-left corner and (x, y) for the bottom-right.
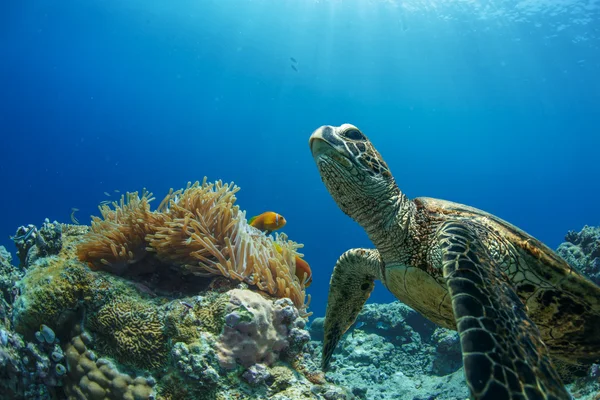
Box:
(12, 259), (92, 338)
(77, 178), (311, 315)
(165, 294), (228, 345)
(89, 297), (167, 370)
(63, 333), (155, 400)
(216, 289), (310, 370)
(171, 336), (219, 387)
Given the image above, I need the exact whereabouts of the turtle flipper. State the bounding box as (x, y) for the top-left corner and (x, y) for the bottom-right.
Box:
(437, 221), (570, 400)
(322, 248), (382, 370)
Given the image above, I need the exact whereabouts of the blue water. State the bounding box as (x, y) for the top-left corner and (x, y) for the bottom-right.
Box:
(1, 0), (599, 318)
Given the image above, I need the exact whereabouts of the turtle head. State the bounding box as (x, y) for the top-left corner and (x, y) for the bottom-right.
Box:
(310, 124), (405, 232)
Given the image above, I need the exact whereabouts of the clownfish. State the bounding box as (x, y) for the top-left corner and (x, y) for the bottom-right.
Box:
(274, 243), (313, 288)
(294, 256), (312, 287)
(248, 212), (286, 235)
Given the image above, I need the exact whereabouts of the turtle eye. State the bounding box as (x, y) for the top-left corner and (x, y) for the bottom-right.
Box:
(343, 129), (365, 141)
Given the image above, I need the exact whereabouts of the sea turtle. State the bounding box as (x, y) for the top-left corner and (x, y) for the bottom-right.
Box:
(309, 123), (600, 400)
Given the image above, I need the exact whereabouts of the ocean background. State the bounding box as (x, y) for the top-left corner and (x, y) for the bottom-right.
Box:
(1, 0), (599, 319)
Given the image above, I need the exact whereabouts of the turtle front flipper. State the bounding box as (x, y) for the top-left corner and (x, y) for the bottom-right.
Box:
(322, 248), (382, 371)
(437, 221), (570, 400)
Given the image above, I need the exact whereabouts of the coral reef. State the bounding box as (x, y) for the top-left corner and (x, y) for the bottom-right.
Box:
(307, 320), (469, 400)
(310, 302), (460, 380)
(0, 206), (346, 399)
(309, 297), (598, 400)
(430, 327), (462, 376)
(77, 179), (311, 315)
(557, 225), (600, 285)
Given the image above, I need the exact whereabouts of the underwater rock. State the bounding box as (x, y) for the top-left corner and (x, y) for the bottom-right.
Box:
(352, 301), (437, 344)
(312, 293), (600, 400)
(557, 225), (600, 285)
(5, 219), (353, 399)
(430, 327), (462, 376)
(320, 301), (442, 373)
(310, 322), (469, 400)
(309, 316), (325, 341)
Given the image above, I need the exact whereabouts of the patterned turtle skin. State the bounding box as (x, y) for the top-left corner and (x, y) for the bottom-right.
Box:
(309, 123), (600, 400)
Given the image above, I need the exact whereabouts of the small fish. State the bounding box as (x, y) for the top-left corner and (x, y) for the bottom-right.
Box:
(291, 65), (298, 72)
(103, 191), (111, 197)
(70, 208), (80, 224)
(290, 57), (297, 63)
(294, 256), (312, 287)
(274, 243), (312, 287)
(10, 227), (36, 242)
(99, 200), (111, 206)
(133, 282), (157, 297)
(248, 212), (286, 235)
(114, 189), (120, 193)
(180, 301), (194, 309)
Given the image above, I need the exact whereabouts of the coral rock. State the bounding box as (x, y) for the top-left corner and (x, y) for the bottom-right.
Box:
(63, 334), (155, 400)
(89, 297), (167, 370)
(216, 289), (310, 369)
(557, 225), (600, 285)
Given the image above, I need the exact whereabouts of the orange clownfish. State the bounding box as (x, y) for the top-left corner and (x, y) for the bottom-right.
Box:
(274, 243), (312, 288)
(248, 212), (286, 235)
(294, 256), (312, 287)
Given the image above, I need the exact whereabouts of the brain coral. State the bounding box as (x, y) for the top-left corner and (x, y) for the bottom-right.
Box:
(89, 297), (167, 370)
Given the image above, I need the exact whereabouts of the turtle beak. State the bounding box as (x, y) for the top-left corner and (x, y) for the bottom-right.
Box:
(309, 125), (335, 157)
